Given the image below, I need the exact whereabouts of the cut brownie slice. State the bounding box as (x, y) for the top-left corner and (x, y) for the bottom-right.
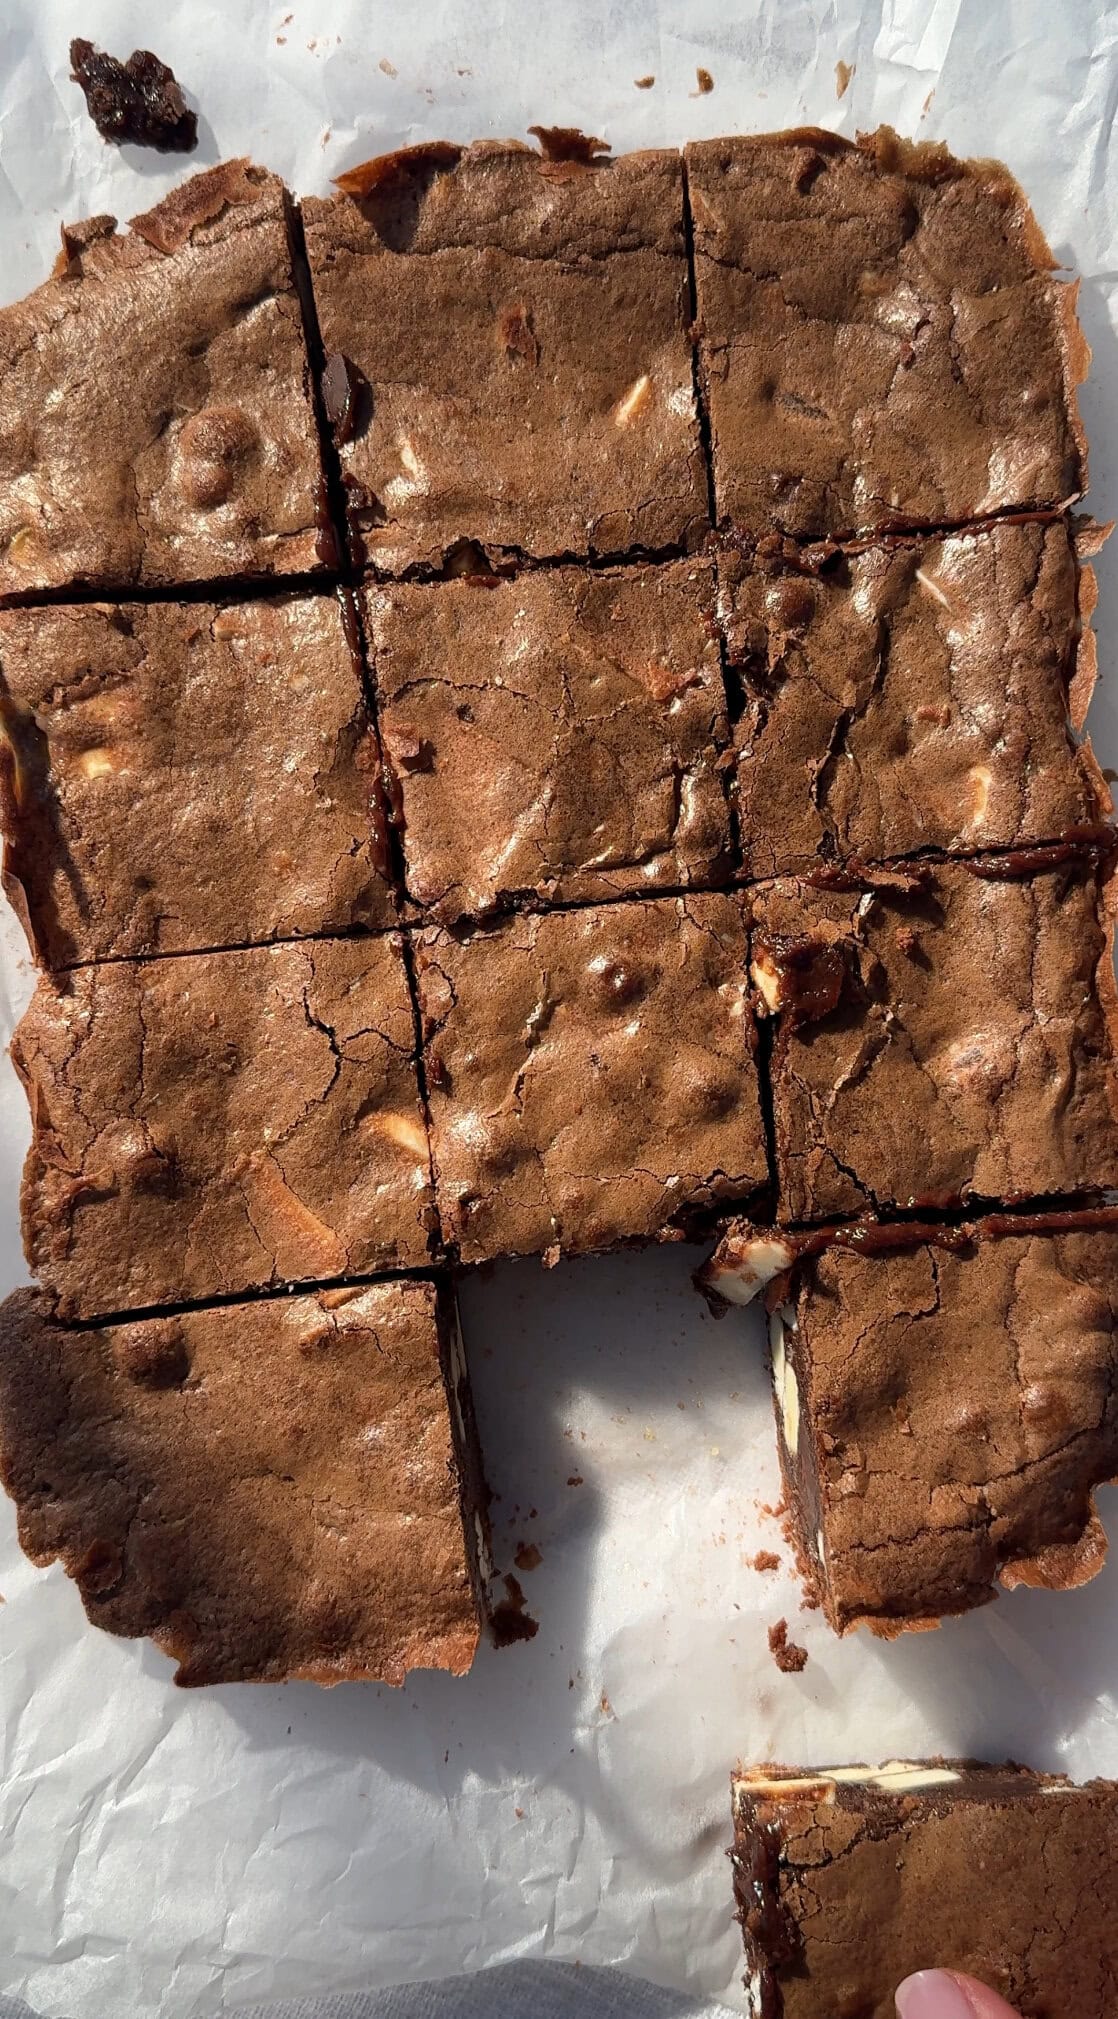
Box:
(686, 127), (1087, 542)
(752, 849), (1118, 1220)
(720, 516), (1110, 878)
(0, 161), (324, 595)
(368, 559), (733, 921)
(731, 1760), (1118, 2019)
(302, 138), (706, 572)
(14, 935), (433, 1318)
(0, 592), (395, 968)
(0, 1279), (489, 1685)
(701, 1207), (1118, 1631)
(414, 894), (767, 1263)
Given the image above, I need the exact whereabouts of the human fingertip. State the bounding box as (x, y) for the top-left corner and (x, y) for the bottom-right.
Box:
(895, 1970), (977, 2019)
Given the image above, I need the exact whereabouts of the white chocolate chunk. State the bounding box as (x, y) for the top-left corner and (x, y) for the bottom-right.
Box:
(614, 373), (652, 426)
(770, 1307), (799, 1454)
(707, 1235), (795, 1307)
(366, 1111), (428, 1159)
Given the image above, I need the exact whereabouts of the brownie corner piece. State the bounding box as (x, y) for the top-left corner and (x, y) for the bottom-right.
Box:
(0, 160), (324, 594)
(0, 592), (395, 967)
(0, 1279), (486, 1685)
(302, 138), (706, 572)
(753, 849), (1118, 1222)
(14, 933), (433, 1318)
(687, 126), (1086, 541)
(731, 1760), (1118, 2018)
(704, 1207), (1118, 1635)
(720, 515), (1110, 878)
(414, 892), (766, 1263)
(368, 556), (734, 922)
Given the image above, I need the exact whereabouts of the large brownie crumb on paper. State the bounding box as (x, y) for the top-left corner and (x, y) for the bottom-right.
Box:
(302, 138), (706, 571)
(0, 1280), (486, 1686)
(14, 934), (433, 1319)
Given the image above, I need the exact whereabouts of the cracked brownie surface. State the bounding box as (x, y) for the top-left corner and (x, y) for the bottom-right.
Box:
(0, 161), (323, 595)
(369, 558), (732, 921)
(687, 127), (1087, 541)
(0, 593), (394, 967)
(703, 1208), (1118, 1631)
(753, 852), (1118, 1220)
(0, 1280), (483, 1685)
(14, 934), (433, 1318)
(302, 140), (707, 571)
(720, 516), (1109, 877)
(414, 893), (766, 1262)
(732, 1762), (1118, 2019)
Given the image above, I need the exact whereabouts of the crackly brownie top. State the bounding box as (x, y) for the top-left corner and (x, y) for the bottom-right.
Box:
(0, 593), (394, 967)
(752, 852), (1118, 1221)
(414, 893), (766, 1262)
(687, 126), (1087, 540)
(368, 559), (732, 920)
(720, 517), (1109, 877)
(0, 1282), (479, 1686)
(0, 161), (323, 594)
(15, 935), (433, 1318)
(302, 140), (706, 571)
(732, 1761), (1118, 2019)
(753, 1210), (1118, 1630)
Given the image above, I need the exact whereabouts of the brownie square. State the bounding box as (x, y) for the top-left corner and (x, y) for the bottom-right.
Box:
(0, 593), (395, 968)
(686, 127), (1087, 541)
(0, 162), (324, 595)
(414, 894), (767, 1262)
(732, 1761), (1118, 2019)
(752, 851), (1118, 1220)
(720, 517), (1109, 877)
(302, 140), (707, 572)
(14, 935), (433, 1318)
(0, 1280), (487, 1685)
(368, 559), (733, 922)
(702, 1207), (1118, 1631)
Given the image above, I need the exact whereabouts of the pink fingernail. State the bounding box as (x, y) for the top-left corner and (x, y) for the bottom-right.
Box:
(896, 1972), (977, 2019)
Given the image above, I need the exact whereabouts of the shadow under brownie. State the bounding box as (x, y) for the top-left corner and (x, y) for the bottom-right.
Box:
(14, 933), (434, 1318)
(0, 1278), (487, 1686)
(0, 591), (394, 968)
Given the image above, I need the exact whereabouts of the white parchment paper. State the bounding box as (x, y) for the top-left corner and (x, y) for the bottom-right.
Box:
(2, 1), (1118, 2013)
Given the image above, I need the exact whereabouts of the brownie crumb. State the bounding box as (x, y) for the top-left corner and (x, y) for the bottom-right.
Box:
(768, 1618), (808, 1673)
(694, 67), (715, 94)
(527, 125), (610, 163)
(752, 1550), (781, 1573)
(635, 74), (655, 89)
(69, 39), (197, 152)
(491, 1573), (540, 1646)
(836, 60), (855, 97)
(513, 1541), (543, 1572)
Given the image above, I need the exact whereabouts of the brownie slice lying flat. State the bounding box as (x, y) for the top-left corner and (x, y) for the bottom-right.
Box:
(0, 592), (394, 968)
(369, 558), (733, 921)
(687, 127), (1087, 542)
(414, 893), (767, 1263)
(14, 935), (433, 1318)
(720, 516), (1109, 878)
(731, 1760), (1118, 2018)
(700, 1207), (1118, 1631)
(0, 161), (324, 595)
(752, 848), (1118, 1220)
(0, 1280), (488, 1685)
(302, 138), (706, 572)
